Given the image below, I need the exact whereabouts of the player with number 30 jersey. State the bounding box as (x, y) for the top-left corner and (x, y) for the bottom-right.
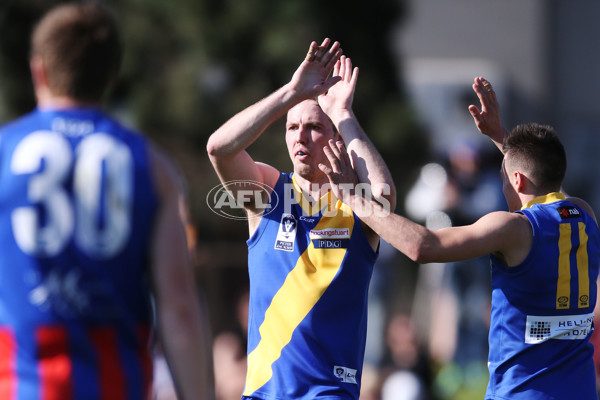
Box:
(0, 3), (213, 399)
(0, 107), (157, 399)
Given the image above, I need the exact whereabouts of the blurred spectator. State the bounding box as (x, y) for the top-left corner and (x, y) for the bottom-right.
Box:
(444, 139), (504, 224)
(440, 140), (502, 372)
(365, 240), (403, 367)
(213, 288), (249, 400)
(213, 332), (247, 400)
(404, 140), (504, 399)
(381, 371), (425, 400)
(378, 313), (435, 400)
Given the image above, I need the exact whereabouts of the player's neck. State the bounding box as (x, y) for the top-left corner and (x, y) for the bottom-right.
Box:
(36, 91), (99, 110)
(293, 173), (330, 202)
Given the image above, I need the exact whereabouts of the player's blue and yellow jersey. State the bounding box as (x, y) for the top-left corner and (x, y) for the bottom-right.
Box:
(0, 108), (158, 400)
(487, 192), (600, 399)
(243, 172), (378, 399)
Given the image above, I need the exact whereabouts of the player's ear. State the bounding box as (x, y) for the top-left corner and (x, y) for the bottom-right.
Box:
(514, 171), (526, 192)
(30, 56), (47, 89)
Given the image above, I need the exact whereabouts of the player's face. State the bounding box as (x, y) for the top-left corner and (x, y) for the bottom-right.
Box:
(286, 100), (338, 183)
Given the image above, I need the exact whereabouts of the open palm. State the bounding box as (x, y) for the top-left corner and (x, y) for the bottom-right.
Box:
(318, 55), (358, 116)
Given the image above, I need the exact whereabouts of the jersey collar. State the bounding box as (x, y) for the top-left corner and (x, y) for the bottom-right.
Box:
(291, 175), (335, 216)
(521, 192), (566, 210)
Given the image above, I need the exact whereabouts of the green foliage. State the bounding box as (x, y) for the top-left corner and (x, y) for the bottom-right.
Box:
(0, 0), (429, 235)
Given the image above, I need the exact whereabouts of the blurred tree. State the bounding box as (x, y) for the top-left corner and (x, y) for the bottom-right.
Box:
(0, 0), (60, 119)
(0, 0), (429, 240)
(0, 0), (433, 347)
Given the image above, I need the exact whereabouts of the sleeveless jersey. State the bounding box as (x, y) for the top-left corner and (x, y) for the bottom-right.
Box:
(243, 173), (378, 399)
(487, 192), (600, 399)
(0, 108), (158, 400)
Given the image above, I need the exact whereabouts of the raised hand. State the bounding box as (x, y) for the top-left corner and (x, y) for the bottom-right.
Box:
(289, 38), (343, 101)
(318, 55), (358, 118)
(318, 139), (358, 204)
(468, 76), (509, 150)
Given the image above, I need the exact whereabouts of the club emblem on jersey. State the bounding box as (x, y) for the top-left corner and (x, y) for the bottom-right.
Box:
(274, 214), (297, 252)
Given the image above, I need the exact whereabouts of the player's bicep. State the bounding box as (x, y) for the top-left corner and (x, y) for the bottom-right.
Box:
(210, 149), (278, 186)
(432, 212), (526, 263)
(210, 150), (279, 210)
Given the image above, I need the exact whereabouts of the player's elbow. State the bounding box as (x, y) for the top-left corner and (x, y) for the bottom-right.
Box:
(407, 235), (438, 264)
(206, 132), (234, 160)
(408, 244), (429, 264)
(413, 249), (433, 264)
(386, 236), (427, 263)
(206, 135), (221, 158)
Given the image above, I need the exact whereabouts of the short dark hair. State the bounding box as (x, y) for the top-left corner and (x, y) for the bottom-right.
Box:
(31, 2), (122, 102)
(503, 123), (566, 192)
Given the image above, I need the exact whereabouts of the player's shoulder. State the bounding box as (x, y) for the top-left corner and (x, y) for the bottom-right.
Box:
(475, 210), (532, 241)
(0, 110), (40, 135)
(481, 209), (527, 225)
(566, 196), (598, 224)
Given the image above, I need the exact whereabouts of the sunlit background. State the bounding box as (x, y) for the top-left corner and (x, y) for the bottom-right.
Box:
(1, 1), (599, 399)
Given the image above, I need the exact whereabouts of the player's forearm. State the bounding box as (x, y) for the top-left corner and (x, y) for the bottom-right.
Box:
(333, 112), (396, 210)
(486, 126), (511, 153)
(349, 194), (437, 262)
(206, 83), (301, 159)
(158, 300), (215, 400)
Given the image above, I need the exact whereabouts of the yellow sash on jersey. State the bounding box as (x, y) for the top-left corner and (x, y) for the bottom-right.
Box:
(243, 181), (354, 396)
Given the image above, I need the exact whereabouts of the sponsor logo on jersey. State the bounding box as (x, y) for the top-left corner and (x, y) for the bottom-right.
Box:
(333, 365), (357, 384)
(312, 239), (350, 249)
(557, 206), (581, 219)
(310, 228), (350, 249)
(309, 228), (350, 239)
(525, 312), (594, 343)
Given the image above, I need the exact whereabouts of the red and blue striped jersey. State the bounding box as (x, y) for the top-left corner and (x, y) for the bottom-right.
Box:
(0, 108), (158, 399)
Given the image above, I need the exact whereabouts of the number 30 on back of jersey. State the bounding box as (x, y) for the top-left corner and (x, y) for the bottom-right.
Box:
(10, 130), (133, 260)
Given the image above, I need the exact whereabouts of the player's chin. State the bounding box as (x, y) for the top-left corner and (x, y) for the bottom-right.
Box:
(293, 164), (309, 175)
(294, 163), (318, 179)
